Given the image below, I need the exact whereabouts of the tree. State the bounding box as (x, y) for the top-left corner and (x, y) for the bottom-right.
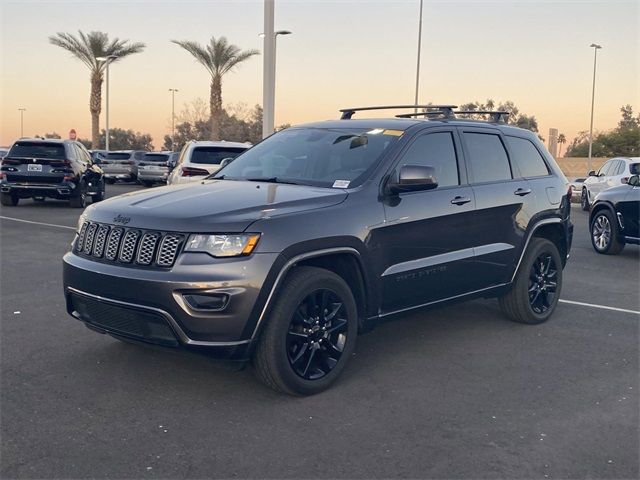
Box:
(557, 133), (566, 157)
(97, 128), (153, 151)
(43, 132), (62, 139)
(458, 99), (540, 136)
(566, 106), (640, 157)
(171, 37), (259, 140)
(49, 31), (145, 148)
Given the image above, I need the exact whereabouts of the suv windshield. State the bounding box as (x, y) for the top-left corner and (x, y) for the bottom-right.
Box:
(215, 127), (401, 187)
(191, 146), (247, 165)
(9, 142), (66, 159)
(143, 154), (169, 162)
(106, 152), (132, 160)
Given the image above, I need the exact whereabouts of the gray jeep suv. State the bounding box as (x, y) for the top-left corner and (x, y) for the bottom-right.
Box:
(63, 106), (573, 395)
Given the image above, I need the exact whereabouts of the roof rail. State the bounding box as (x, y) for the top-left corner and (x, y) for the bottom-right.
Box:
(454, 111), (510, 123)
(339, 105), (458, 120)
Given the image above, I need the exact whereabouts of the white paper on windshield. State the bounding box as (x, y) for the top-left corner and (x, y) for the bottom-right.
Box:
(332, 180), (350, 188)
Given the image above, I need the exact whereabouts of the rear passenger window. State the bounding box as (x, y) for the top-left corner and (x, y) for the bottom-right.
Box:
(399, 132), (459, 187)
(463, 132), (512, 183)
(505, 136), (549, 177)
(615, 161), (626, 175)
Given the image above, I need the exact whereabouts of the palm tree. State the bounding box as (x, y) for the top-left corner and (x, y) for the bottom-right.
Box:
(49, 31), (145, 148)
(557, 133), (566, 157)
(172, 37), (259, 140)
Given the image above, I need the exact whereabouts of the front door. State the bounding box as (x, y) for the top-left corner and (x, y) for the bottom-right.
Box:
(374, 128), (478, 314)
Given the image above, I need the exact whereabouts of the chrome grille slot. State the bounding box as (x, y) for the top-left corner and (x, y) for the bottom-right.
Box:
(157, 234), (183, 267)
(119, 230), (140, 263)
(136, 233), (159, 265)
(105, 228), (124, 261)
(83, 223), (98, 255)
(93, 225), (110, 257)
(76, 222), (89, 252)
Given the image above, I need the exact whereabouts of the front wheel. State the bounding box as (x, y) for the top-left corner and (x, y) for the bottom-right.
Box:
(69, 184), (87, 208)
(253, 266), (358, 395)
(581, 188), (591, 211)
(590, 209), (624, 255)
(499, 238), (563, 325)
(105, 178), (116, 185)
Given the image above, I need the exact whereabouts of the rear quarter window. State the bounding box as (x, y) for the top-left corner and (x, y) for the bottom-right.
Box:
(505, 136), (550, 178)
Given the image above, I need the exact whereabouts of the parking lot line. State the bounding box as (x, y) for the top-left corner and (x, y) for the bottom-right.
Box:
(0, 215), (76, 230)
(559, 299), (640, 316)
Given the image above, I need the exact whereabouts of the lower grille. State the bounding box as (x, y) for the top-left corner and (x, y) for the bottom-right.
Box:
(69, 292), (179, 347)
(75, 222), (184, 268)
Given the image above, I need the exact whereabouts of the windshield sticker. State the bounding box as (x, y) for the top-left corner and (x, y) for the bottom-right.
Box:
(333, 180), (351, 189)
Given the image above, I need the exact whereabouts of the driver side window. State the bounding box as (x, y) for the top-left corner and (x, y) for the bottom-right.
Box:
(398, 132), (459, 188)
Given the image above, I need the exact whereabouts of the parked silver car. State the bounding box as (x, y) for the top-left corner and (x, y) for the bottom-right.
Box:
(138, 152), (172, 186)
(101, 150), (146, 183)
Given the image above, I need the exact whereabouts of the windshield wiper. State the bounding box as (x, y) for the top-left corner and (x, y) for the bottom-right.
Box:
(245, 177), (301, 185)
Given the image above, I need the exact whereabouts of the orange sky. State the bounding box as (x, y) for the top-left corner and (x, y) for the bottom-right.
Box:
(1, 0), (638, 151)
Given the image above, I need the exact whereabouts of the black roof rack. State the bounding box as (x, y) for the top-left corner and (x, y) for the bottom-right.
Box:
(395, 110), (510, 123)
(339, 105), (458, 120)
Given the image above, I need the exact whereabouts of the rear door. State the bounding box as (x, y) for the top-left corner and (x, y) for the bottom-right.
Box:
(375, 128), (478, 313)
(459, 127), (537, 288)
(619, 186), (640, 238)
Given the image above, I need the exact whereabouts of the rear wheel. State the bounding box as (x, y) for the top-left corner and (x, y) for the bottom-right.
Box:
(499, 238), (562, 325)
(105, 178), (116, 185)
(142, 181), (153, 187)
(253, 266), (358, 395)
(69, 184), (87, 208)
(1, 193), (19, 206)
(590, 209), (624, 255)
(581, 188), (590, 211)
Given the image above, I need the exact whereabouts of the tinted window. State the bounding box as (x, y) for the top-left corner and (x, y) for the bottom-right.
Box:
(399, 132), (459, 187)
(191, 147), (248, 165)
(505, 136), (549, 177)
(143, 154), (170, 162)
(106, 152), (132, 160)
(463, 132), (512, 183)
(8, 142), (66, 159)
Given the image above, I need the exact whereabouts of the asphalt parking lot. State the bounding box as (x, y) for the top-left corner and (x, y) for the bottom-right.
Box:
(1, 183), (638, 479)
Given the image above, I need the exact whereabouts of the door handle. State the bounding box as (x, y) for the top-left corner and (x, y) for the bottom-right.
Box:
(451, 195), (471, 205)
(514, 187), (532, 196)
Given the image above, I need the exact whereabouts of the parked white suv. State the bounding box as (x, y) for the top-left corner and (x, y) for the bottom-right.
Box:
(582, 157), (640, 210)
(167, 140), (250, 185)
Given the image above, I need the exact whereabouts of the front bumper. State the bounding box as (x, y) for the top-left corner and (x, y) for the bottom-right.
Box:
(63, 250), (280, 360)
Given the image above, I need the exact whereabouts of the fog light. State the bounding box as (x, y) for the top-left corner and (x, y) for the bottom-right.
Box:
(183, 293), (229, 311)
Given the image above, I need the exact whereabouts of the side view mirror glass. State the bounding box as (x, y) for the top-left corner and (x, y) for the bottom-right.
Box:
(220, 157), (234, 169)
(628, 175), (639, 186)
(588, 170), (596, 177)
(388, 165), (438, 194)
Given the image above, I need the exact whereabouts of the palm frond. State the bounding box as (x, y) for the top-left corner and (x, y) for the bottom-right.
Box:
(172, 40), (215, 76)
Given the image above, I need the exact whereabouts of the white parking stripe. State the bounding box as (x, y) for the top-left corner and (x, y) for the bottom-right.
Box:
(559, 299), (640, 316)
(0, 215), (76, 230)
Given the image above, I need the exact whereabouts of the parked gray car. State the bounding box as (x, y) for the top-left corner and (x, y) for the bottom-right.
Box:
(101, 150), (146, 183)
(138, 152), (172, 186)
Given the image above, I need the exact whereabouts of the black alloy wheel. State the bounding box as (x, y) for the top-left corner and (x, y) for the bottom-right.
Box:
(286, 289), (349, 380)
(528, 252), (558, 315)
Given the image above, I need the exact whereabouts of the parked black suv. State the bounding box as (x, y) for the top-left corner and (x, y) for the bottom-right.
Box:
(63, 105), (573, 395)
(589, 163), (640, 254)
(1, 139), (104, 207)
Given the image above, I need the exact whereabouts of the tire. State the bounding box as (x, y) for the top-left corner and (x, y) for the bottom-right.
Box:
(581, 188), (590, 211)
(499, 238), (562, 325)
(69, 184), (87, 208)
(590, 209), (624, 255)
(142, 181), (153, 187)
(0, 193), (18, 206)
(105, 178), (116, 185)
(252, 266), (358, 395)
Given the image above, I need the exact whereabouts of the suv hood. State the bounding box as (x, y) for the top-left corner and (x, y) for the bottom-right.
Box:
(85, 179), (348, 232)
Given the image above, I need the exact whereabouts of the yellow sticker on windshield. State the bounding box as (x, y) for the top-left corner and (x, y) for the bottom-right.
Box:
(382, 129), (404, 137)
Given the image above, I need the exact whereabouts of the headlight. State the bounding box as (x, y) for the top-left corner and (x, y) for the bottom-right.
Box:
(184, 233), (260, 257)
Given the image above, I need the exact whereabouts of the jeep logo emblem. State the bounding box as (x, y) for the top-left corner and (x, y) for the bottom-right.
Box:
(113, 214), (131, 225)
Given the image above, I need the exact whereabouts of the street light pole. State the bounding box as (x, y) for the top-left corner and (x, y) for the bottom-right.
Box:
(262, 0), (276, 139)
(588, 43), (602, 173)
(414, 0), (424, 113)
(97, 55), (118, 151)
(169, 88), (179, 149)
(18, 108), (26, 137)
(260, 29), (291, 135)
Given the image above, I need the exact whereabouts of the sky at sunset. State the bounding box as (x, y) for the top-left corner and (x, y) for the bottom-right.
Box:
(0, 0), (638, 151)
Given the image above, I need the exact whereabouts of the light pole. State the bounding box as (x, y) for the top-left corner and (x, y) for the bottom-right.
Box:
(169, 88), (178, 150)
(262, 0), (275, 139)
(414, 0), (424, 113)
(260, 29), (291, 137)
(96, 55), (118, 151)
(18, 108), (26, 137)
(588, 43), (602, 173)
